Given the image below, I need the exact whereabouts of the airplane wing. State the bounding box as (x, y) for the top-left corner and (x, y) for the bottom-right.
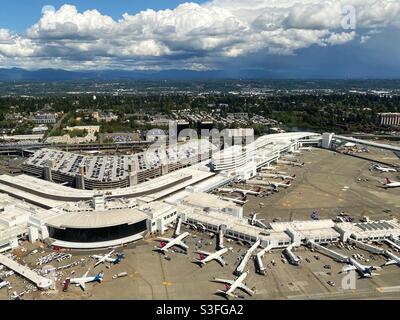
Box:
(106, 250), (115, 258)
(238, 283), (255, 296)
(195, 250), (211, 256)
(83, 270), (90, 278)
(94, 258), (105, 267)
(215, 256), (225, 267)
(79, 282), (86, 291)
(176, 241), (188, 251)
(105, 257), (116, 263)
(342, 265), (357, 272)
(213, 278), (235, 286)
(156, 237), (173, 243)
(92, 255), (103, 260)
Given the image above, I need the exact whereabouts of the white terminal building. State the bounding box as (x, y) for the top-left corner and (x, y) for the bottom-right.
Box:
(1, 132), (399, 251)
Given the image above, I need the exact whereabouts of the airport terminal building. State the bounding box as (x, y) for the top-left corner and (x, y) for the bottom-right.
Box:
(1, 132), (400, 251)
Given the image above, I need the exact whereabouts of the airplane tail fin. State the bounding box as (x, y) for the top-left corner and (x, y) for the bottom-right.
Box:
(216, 289), (234, 298)
(386, 177), (392, 184)
(95, 272), (104, 283)
(114, 253), (125, 264)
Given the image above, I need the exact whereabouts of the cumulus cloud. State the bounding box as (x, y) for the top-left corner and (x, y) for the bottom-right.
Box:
(0, 1), (399, 70)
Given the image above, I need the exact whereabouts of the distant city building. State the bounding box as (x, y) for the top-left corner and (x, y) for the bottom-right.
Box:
(150, 118), (171, 126)
(32, 113), (59, 124)
(0, 128), (14, 135)
(32, 126), (49, 134)
(377, 113), (400, 127)
(92, 111), (118, 123)
(5, 112), (24, 121)
(227, 113), (249, 120)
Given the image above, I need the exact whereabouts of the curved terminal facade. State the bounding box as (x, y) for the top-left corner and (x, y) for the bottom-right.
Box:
(47, 222), (147, 245)
(211, 145), (248, 171)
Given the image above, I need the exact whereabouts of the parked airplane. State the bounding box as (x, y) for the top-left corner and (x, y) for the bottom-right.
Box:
(383, 250), (400, 267)
(342, 258), (381, 278)
(220, 196), (247, 205)
(383, 178), (400, 189)
(213, 271), (255, 298)
(155, 231), (190, 253)
(218, 187), (260, 196)
(277, 159), (304, 167)
(261, 166), (276, 171)
(92, 250), (125, 267)
(249, 213), (268, 229)
(66, 271), (104, 291)
(372, 164), (397, 173)
(195, 248), (230, 267)
(260, 173), (296, 180)
(0, 279), (10, 289)
(268, 180), (291, 189)
(251, 178), (291, 189)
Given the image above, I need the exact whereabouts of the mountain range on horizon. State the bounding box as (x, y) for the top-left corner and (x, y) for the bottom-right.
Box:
(1, 67), (400, 82)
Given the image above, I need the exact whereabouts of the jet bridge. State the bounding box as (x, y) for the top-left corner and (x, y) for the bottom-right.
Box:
(174, 216), (182, 236)
(347, 238), (384, 255)
(390, 235), (400, 246)
(306, 239), (348, 263)
(235, 239), (261, 276)
(348, 238), (400, 265)
(333, 135), (400, 153)
(385, 238), (400, 251)
(217, 226), (225, 250)
(284, 244), (301, 266)
(0, 254), (53, 290)
(255, 244), (274, 275)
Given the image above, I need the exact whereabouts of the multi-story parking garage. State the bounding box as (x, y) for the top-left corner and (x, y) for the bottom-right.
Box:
(23, 139), (217, 189)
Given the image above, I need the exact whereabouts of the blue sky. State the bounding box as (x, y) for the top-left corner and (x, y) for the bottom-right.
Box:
(0, 0), (399, 78)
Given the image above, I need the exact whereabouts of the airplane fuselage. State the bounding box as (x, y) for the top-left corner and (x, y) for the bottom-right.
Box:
(0, 280), (9, 289)
(347, 258), (373, 277)
(385, 183), (400, 188)
(226, 272), (248, 296)
(159, 232), (189, 252)
(200, 248), (228, 264)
